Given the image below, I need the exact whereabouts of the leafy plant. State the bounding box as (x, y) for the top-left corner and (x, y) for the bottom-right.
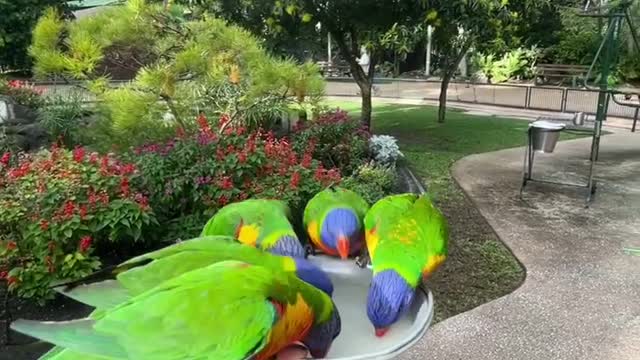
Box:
(369, 134), (403, 165)
(37, 92), (90, 148)
(29, 2), (325, 149)
(0, 147), (156, 302)
(341, 162), (397, 204)
(130, 113), (342, 236)
(471, 53), (496, 81)
(292, 109), (370, 176)
(0, 79), (44, 109)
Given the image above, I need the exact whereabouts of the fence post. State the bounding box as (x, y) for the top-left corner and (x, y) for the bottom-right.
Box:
(525, 86), (531, 109)
(561, 88), (568, 112)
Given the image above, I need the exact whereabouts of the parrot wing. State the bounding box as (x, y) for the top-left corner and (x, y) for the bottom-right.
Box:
(14, 261), (288, 360)
(364, 193), (418, 259)
(54, 237), (286, 308)
(366, 194), (449, 287)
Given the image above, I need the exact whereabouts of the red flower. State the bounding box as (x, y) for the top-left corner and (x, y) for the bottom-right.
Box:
(314, 165), (325, 181)
(218, 114), (230, 129)
(6, 276), (18, 285)
(0, 152), (10, 166)
(6, 241), (16, 251)
(72, 147), (86, 162)
(236, 126), (246, 136)
(89, 152), (99, 164)
(290, 171), (301, 189)
(226, 145), (235, 155)
(121, 163), (136, 175)
(219, 176), (234, 190)
(63, 201), (76, 217)
(40, 219), (49, 231)
(0, 271), (7, 279)
(79, 236), (92, 253)
(238, 151), (247, 164)
(79, 205), (88, 220)
(198, 113), (212, 133)
(216, 148), (225, 161)
(238, 192), (248, 200)
(99, 192), (109, 205)
(288, 153), (298, 166)
(217, 195), (229, 206)
(301, 153), (313, 168)
(134, 193), (149, 210)
(120, 177), (130, 197)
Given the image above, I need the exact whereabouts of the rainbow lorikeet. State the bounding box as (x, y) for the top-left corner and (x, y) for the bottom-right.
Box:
(364, 193), (448, 337)
(201, 199), (305, 258)
(53, 236), (333, 308)
(12, 260), (341, 360)
(303, 187), (369, 259)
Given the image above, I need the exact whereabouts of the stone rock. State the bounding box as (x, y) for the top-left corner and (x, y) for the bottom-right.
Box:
(0, 96), (37, 126)
(5, 123), (49, 152)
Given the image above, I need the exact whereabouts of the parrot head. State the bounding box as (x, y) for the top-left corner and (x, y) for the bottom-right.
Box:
(270, 235), (305, 258)
(366, 270), (415, 337)
(302, 301), (342, 358)
(292, 257), (334, 296)
(321, 208), (361, 259)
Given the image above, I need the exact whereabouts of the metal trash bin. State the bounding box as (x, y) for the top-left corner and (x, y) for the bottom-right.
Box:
(529, 120), (566, 153)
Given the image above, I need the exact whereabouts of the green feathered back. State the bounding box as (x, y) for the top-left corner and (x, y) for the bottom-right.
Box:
(201, 199), (297, 249)
(364, 194), (448, 288)
(55, 236), (297, 309)
(303, 187), (370, 226)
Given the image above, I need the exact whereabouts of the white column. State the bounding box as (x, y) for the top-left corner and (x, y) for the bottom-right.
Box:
(426, 25), (433, 76)
(328, 32), (333, 64)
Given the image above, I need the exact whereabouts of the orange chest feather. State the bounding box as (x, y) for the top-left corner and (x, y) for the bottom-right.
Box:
(257, 294), (314, 360)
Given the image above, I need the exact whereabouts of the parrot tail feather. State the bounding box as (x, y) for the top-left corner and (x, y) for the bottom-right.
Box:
(11, 319), (128, 359)
(53, 280), (130, 309)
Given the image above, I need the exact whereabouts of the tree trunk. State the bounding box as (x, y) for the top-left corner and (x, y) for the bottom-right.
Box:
(437, 40), (473, 123)
(360, 84), (372, 128)
(438, 74), (451, 123)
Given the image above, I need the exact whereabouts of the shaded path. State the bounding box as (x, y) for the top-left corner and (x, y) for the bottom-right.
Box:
(400, 133), (640, 359)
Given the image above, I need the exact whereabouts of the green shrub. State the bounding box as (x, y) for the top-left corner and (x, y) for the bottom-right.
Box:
(292, 109), (370, 176)
(30, 2), (325, 149)
(37, 92), (90, 148)
(129, 114), (342, 240)
(0, 147), (156, 302)
(341, 162), (397, 205)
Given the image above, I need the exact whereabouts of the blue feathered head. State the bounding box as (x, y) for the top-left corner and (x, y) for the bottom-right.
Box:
(366, 270), (415, 337)
(292, 257), (334, 296)
(321, 208), (362, 259)
(303, 299), (341, 358)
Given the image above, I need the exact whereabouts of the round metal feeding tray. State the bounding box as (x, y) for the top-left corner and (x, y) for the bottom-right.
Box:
(308, 255), (434, 360)
(529, 120), (566, 154)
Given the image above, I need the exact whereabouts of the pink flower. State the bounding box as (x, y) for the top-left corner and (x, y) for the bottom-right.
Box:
(290, 171), (301, 189)
(0, 152), (10, 166)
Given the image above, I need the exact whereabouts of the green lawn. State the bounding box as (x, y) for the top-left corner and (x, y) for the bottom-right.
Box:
(328, 101), (537, 321)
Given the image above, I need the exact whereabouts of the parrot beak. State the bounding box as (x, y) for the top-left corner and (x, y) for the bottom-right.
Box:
(375, 327), (390, 337)
(337, 236), (350, 260)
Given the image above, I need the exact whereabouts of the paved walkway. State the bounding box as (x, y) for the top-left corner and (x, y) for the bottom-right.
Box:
(399, 133), (640, 359)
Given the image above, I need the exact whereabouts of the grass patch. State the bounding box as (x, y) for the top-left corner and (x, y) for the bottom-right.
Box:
(328, 101), (539, 321)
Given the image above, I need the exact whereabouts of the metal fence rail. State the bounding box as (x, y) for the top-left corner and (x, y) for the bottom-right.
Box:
(29, 78), (640, 120)
(325, 78), (640, 120)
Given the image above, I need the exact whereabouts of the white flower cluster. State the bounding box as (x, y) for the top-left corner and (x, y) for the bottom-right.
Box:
(369, 135), (403, 165)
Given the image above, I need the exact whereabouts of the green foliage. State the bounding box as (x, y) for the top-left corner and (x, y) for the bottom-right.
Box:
(129, 114), (342, 237)
(37, 92), (90, 148)
(30, 1), (325, 149)
(0, 79), (44, 109)
(0, 0), (67, 71)
(341, 162), (397, 205)
(547, 7), (600, 65)
(472, 47), (540, 83)
(292, 109), (370, 176)
(0, 147), (156, 302)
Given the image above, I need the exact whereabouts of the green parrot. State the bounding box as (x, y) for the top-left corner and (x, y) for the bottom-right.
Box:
(12, 260), (341, 360)
(303, 187), (369, 259)
(364, 193), (448, 337)
(53, 236), (333, 309)
(201, 199), (305, 258)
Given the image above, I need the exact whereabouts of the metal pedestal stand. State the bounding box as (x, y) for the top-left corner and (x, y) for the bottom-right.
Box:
(520, 118), (602, 207)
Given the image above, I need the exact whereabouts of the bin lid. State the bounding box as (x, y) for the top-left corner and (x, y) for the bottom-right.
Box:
(530, 120), (565, 130)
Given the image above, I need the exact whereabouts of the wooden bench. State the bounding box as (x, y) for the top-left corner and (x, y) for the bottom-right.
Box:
(317, 61), (351, 77)
(535, 64), (590, 87)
